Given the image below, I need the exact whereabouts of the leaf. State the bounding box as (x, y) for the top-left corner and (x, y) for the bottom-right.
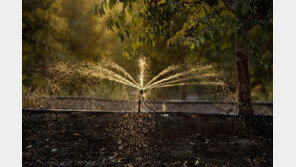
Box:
(117, 31), (124, 42)
(151, 40), (156, 47)
(216, 25), (224, 34)
(93, 6), (98, 15)
(124, 50), (131, 57)
(106, 16), (114, 30)
(101, 5), (105, 15)
(190, 42), (195, 49)
(109, 0), (118, 9)
(200, 16), (209, 24)
(98, 5), (105, 17)
(115, 21), (120, 29)
(203, 5), (209, 13)
(193, 39), (199, 47)
(209, 30), (214, 40)
(108, 0), (114, 9)
(128, 4), (133, 15)
(103, 0), (107, 8)
(199, 36), (205, 44)
(125, 29), (130, 37)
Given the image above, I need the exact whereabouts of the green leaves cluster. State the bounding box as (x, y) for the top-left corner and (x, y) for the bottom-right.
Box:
(95, 0), (272, 51)
(94, 1), (227, 54)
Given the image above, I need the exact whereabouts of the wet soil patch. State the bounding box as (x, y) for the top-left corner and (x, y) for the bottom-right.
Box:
(23, 111), (272, 167)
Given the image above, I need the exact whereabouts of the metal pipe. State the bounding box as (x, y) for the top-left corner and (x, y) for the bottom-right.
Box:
(22, 108), (273, 117)
(138, 89), (143, 113)
(37, 96), (273, 106)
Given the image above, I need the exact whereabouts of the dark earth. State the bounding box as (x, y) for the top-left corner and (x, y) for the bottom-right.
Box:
(23, 111), (272, 167)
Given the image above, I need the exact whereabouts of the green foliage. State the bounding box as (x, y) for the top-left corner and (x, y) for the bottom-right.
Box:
(94, 0), (273, 100)
(95, 0), (271, 53)
(23, 0), (71, 92)
(22, 0), (125, 97)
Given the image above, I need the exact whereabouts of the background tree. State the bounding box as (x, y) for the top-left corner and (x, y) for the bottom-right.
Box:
(23, 0), (71, 93)
(94, 0), (272, 115)
(22, 0), (128, 98)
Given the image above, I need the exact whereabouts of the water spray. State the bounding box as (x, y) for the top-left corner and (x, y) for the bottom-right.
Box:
(54, 57), (223, 114)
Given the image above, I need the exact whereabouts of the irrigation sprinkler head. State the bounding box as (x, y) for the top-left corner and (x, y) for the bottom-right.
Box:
(139, 89), (144, 95)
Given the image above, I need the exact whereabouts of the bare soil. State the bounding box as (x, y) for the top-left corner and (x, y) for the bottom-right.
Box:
(23, 111), (272, 167)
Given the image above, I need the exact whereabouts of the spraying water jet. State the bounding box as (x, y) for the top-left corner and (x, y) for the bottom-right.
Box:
(53, 57), (224, 113)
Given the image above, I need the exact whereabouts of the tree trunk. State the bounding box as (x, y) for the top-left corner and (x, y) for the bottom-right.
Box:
(235, 31), (254, 115)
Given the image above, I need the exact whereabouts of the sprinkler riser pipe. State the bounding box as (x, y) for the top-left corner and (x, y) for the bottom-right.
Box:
(138, 89), (144, 113)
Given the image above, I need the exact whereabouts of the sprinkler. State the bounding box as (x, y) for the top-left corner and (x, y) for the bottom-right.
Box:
(138, 89), (144, 113)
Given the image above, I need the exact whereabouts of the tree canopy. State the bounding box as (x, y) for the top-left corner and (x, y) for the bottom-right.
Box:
(94, 0), (273, 114)
(94, 0), (272, 54)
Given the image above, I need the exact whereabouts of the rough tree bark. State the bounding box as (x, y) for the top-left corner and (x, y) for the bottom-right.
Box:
(222, 0), (254, 115)
(235, 31), (254, 115)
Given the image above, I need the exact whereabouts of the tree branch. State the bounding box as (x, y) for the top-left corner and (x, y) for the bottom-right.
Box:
(181, 0), (205, 5)
(222, 0), (237, 17)
(185, 7), (225, 34)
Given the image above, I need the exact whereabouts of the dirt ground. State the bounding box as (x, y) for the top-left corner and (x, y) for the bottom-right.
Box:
(23, 111), (272, 167)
